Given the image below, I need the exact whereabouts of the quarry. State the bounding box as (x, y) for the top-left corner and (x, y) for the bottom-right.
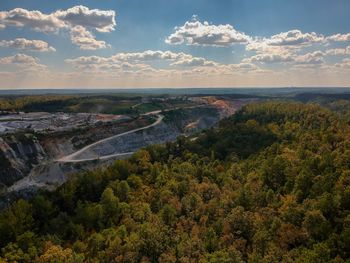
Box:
(0, 112), (129, 134)
(0, 95), (254, 205)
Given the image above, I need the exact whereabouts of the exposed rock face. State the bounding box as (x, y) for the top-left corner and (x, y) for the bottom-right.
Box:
(73, 120), (180, 160)
(0, 101), (242, 194)
(0, 135), (46, 187)
(0, 117), (153, 188)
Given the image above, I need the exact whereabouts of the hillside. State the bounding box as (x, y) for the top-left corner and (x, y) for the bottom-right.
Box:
(0, 102), (350, 262)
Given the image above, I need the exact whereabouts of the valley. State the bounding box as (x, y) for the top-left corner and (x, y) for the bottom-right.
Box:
(0, 94), (254, 196)
(1, 0), (350, 260)
(1, 89), (350, 262)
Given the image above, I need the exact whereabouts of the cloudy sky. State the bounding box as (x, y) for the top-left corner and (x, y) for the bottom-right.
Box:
(1, 0), (350, 89)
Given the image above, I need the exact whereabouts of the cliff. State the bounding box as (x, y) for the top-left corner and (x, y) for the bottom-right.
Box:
(0, 134), (45, 187)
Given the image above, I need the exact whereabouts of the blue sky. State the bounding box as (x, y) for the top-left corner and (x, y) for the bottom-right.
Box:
(0, 0), (350, 88)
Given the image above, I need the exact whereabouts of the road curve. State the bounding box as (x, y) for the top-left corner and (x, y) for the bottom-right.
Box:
(57, 114), (163, 163)
(57, 105), (206, 163)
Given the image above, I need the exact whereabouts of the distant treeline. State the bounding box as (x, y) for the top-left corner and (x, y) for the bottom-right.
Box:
(0, 95), (141, 115)
(0, 95), (201, 115)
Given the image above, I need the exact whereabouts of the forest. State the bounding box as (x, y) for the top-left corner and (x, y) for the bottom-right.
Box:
(1, 101), (350, 262)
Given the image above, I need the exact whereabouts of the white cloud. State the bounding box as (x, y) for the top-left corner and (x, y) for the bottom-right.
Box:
(325, 46), (350, 55)
(246, 30), (325, 59)
(0, 38), (55, 52)
(244, 53), (294, 64)
(70, 26), (109, 50)
(5, 51), (350, 89)
(112, 50), (191, 62)
(0, 6), (116, 49)
(0, 53), (38, 64)
(65, 50), (262, 80)
(165, 19), (250, 47)
(0, 53), (47, 71)
(244, 50), (325, 66)
(53, 5), (116, 33)
(245, 32), (350, 64)
(165, 19), (338, 71)
(171, 57), (217, 67)
(166, 18), (328, 52)
(264, 30), (324, 47)
(0, 8), (63, 32)
(244, 30), (331, 66)
(65, 50), (194, 68)
(327, 33), (350, 42)
(295, 51), (325, 65)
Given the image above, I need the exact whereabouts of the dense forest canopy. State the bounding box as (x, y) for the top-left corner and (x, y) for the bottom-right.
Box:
(1, 101), (350, 262)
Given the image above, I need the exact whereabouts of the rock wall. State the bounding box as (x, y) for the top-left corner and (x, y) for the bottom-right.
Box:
(0, 105), (225, 192)
(0, 134), (46, 187)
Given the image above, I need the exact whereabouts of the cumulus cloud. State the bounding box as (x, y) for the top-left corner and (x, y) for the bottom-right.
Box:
(0, 6), (116, 32)
(0, 53), (47, 71)
(246, 30), (325, 59)
(53, 5), (116, 33)
(243, 30), (333, 66)
(246, 31), (350, 58)
(327, 33), (350, 42)
(244, 53), (294, 64)
(65, 50), (261, 79)
(295, 51), (325, 65)
(166, 18), (328, 51)
(325, 46), (350, 55)
(264, 30), (324, 47)
(70, 26), (109, 50)
(66, 51), (194, 68)
(0, 8), (63, 32)
(0, 38), (55, 52)
(65, 50), (194, 68)
(112, 50), (191, 62)
(171, 57), (217, 67)
(0, 53), (38, 64)
(0, 6), (116, 49)
(165, 19), (250, 47)
(165, 18), (339, 71)
(244, 50), (325, 66)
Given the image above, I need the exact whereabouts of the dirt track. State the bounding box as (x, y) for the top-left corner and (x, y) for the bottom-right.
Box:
(57, 114), (163, 163)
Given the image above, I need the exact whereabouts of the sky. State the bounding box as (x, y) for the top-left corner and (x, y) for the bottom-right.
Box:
(0, 0), (350, 89)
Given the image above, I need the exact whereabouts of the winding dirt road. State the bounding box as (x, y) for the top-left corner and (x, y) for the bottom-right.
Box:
(57, 114), (163, 163)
